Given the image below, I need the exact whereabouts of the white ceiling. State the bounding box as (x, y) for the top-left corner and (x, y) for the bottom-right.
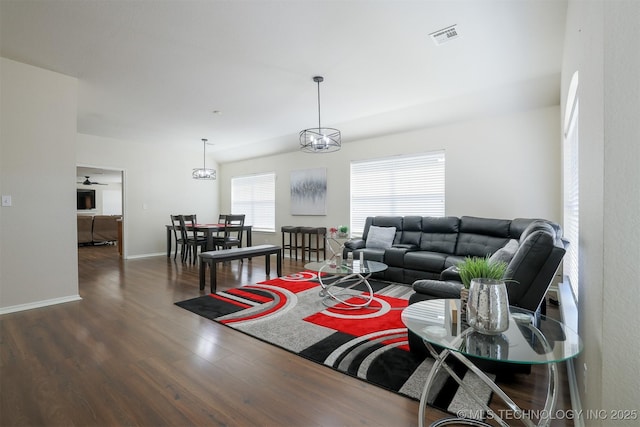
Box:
(0, 0), (567, 163)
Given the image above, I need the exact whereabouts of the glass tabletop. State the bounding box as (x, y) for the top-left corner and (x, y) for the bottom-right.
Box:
(304, 260), (387, 275)
(402, 299), (582, 365)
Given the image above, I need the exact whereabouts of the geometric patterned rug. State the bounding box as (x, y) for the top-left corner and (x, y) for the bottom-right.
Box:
(175, 271), (492, 419)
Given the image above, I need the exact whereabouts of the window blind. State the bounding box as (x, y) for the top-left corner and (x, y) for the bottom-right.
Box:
(563, 102), (580, 301)
(350, 151), (445, 235)
(231, 172), (276, 232)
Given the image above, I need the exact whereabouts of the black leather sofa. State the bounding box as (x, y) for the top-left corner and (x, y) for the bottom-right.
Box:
(344, 215), (565, 311)
(343, 215), (566, 368)
(344, 216), (564, 295)
(77, 214), (122, 245)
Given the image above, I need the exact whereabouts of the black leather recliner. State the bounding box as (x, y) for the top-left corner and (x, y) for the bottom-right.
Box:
(409, 220), (565, 312)
(408, 220), (566, 371)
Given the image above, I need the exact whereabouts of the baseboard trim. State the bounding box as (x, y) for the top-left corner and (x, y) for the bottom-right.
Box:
(557, 281), (584, 427)
(0, 294), (82, 315)
(125, 252), (165, 259)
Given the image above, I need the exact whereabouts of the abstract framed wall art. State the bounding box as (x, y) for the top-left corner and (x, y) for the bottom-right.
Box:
(290, 168), (327, 215)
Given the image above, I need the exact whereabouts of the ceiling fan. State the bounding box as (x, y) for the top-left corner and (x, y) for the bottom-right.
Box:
(78, 176), (107, 186)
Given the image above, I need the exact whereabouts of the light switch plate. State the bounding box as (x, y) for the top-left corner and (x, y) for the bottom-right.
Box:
(1, 195), (12, 207)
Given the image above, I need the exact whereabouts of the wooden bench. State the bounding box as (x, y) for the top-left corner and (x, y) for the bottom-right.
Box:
(199, 244), (282, 292)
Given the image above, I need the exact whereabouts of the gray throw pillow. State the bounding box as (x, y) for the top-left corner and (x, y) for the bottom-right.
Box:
(489, 239), (519, 265)
(365, 226), (396, 249)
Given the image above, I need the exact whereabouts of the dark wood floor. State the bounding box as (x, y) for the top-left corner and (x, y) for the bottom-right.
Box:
(1, 244), (572, 426)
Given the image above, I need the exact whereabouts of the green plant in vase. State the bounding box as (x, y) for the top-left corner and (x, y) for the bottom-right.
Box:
(456, 256), (508, 323)
(457, 256), (508, 289)
(338, 225), (349, 238)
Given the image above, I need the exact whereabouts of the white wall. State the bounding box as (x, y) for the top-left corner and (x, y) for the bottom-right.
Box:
(101, 188), (123, 215)
(76, 134), (219, 257)
(0, 57), (80, 312)
(602, 2), (640, 417)
(562, 1), (640, 423)
(219, 106), (561, 245)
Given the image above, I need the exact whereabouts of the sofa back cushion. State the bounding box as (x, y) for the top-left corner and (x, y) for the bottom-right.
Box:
(518, 220), (556, 243)
(419, 216), (460, 254)
(455, 216), (510, 257)
(511, 218), (563, 241)
(400, 216), (422, 246)
(509, 218), (536, 239)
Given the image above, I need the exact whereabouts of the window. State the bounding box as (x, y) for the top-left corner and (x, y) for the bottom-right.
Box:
(563, 71), (580, 301)
(350, 151), (445, 235)
(231, 173), (276, 232)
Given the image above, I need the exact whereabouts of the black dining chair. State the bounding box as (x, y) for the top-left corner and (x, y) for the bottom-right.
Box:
(212, 214), (245, 251)
(214, 214), (228, 239)
(169, 214), (189, 261)
(181, 214), (208, 264)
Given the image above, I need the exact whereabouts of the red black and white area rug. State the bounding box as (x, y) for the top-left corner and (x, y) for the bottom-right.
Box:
(176, 271), (491, 419)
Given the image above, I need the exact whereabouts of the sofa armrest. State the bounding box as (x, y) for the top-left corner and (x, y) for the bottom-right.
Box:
(384, 247), (408, 267)
(344, 239), (366, 250)
(391, 243), (418, 250)
(384, 245), (419, 267)
(412, 279), (463, 299)
(440, 266), (461, 282)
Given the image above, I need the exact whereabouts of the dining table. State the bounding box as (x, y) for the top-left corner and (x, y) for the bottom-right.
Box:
(166, 223), (253, 257)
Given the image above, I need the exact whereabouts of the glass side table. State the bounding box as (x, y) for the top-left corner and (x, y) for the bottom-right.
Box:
(402, 299), (582, 427)
(304, 260), (387, 309)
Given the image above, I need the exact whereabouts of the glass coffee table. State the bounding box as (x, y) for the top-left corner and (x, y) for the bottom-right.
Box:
(304, 260), (387, 309)
(402, 299), (582, 427)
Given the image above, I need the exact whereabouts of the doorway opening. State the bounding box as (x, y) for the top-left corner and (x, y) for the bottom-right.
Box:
(76, 166), (125, 258)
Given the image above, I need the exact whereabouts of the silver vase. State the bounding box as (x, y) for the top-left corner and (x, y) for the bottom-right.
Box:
(467, 278), (509, 335)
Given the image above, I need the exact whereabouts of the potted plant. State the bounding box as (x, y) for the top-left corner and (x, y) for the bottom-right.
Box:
(338, 225), (349, 238)
(457, 255), (508, 289)
(456, 256), (508, 325)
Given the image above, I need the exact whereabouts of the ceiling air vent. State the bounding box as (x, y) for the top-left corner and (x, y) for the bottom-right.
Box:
(430, 24), (459, 46)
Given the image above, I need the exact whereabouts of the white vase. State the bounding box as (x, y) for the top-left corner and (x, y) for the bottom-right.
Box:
(467, 278), (509, 335)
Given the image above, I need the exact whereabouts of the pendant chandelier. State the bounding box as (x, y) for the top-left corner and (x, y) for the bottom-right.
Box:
(299, 76), (341, 153)
(192, 138), (216, 180)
